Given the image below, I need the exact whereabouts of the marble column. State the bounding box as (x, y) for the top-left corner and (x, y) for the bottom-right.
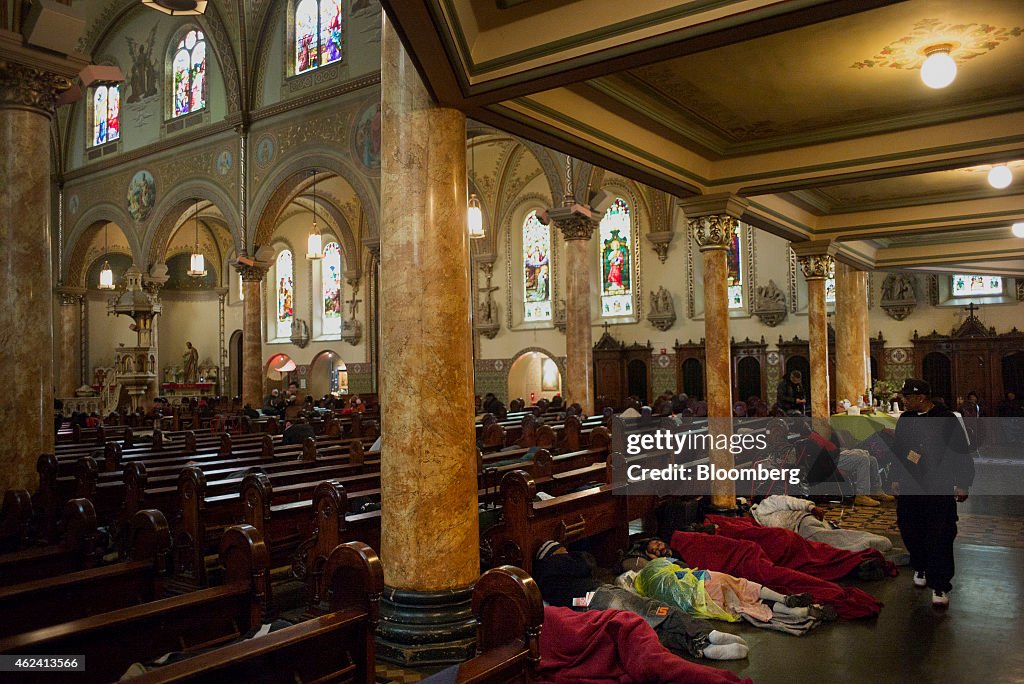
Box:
(237, 264), (268, 409)
(551, 212), (596, 414)
(689, 214), (736, 510)
(56, 288), (85, 397)
(0, 62), (72, 491)
(835, 263), (870, 406)
(378, 18), (479, 665)
(796, 251), (836, 419)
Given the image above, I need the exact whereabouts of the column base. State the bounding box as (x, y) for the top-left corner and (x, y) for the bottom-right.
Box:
(376, 584), (478, 666)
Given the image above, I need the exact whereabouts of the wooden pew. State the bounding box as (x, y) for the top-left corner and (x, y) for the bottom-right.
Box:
(123, 540), (382, 684)
(0, 498), (98, 586)
(0, 508), (170, 638)
(0, 524), (270, 684)
(0, 488), (33, 552)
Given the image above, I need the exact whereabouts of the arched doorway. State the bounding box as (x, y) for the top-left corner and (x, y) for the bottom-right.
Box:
(1002, 352), (1024, 397)
(736, 356), (762, 404)
(922, 352), (952, 405)
(265, 353), (296, 395)
(309, 350), (348, 399)
(681, 358), (703, 399)
(228, 330), (242, 398)
(784, 355), (810, 407)
(508, 351), (561, 405)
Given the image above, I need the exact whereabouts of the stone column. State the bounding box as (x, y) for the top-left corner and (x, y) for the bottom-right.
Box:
(56, 288), (85, 397)
(237, 263), (268, 409)
(377, 17), (479, 665)
(0, 61), (73, 491)
(688, 213), (737, 510)
(793, 243), (837, 419)
(835, 263), (870, 406)
(217, 288), (228, 396)
(550, 210), (596, 414)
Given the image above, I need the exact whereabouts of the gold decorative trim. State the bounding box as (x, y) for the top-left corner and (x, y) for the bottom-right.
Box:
(796, 254), (835, 281)
(555, 213), (595, 241)
(0, 61), (72, 116)
(688, 214), (736, 251)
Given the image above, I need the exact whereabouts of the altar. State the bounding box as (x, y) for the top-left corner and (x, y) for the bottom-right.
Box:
(159, 382), (216, 399)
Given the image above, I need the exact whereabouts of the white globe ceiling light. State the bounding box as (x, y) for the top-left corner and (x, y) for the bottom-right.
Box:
(920, 46), (957, 89)
(141, 0), (207, 15)
(988, 165), (1013, 189)
(1012, 222), (1024, 239)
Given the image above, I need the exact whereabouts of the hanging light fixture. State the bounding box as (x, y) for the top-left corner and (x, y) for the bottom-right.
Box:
(1012, 222), (1024, 239)
(141, 1), (208, 15)
(920, 45), (957, 89)
(988, 164), (1013, 189)
(468, 138), (485, 239)
(187, 199), (207, 277)
(98, 223), (115, 290)
(307, 170), (324, 259)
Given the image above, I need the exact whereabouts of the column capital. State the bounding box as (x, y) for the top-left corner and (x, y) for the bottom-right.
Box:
(791, 239), (839, 280)
(362, 237), (380, 258)
(55, 286), (86, 306)
(235, 261), (269, 282)
(688, 214), (738, 251)
(0, 60), (73, 116)
(549, 206), (596, 241)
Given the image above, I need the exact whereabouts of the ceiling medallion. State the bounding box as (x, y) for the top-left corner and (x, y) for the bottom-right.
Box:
(850, 18), (1022, 71)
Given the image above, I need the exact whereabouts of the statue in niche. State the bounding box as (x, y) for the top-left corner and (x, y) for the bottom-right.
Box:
(753, 279), (787, 327)
(183, 342), (199, 383)
(646, 286), (676, 331)
(881, 273), (917, 321)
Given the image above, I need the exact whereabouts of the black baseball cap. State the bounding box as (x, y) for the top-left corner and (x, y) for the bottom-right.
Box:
(899, 378), (931, 396)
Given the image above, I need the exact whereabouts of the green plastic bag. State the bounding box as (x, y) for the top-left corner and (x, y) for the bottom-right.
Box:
(634, 558), (738, 622)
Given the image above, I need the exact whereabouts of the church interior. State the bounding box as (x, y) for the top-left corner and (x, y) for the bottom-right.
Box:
(1, 0), (1023, 681)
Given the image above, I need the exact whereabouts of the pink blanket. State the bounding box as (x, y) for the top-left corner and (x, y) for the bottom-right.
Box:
(671, 531), (883, 620)
(539, 607), (752, 684)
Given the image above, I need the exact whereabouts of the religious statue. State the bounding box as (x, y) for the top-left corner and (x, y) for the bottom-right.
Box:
(881, 273), (917, 321)
(646, 286), (676, 331)
(183, 341), (199, 384)
(753, 279), (787, 327)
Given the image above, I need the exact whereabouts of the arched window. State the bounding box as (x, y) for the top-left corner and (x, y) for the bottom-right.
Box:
(952, 274), (1003, 296)
(91, 85), (120, 146)
(276, 250), (294, 339)
(599, 198), (633, 317)
(522, 211), (551, 322)
(322, 242), (342, 335)
(295, 0), (343, 74)
(727, 223), (743, 309)
(172, 29), (206, 117)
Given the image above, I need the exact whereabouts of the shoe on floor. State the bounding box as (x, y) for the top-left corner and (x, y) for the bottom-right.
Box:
(913, 571), (927, 587)
(784, 592), (814, 608)
(857, 557), (886, 581)
(872, 492), (896, 502)
(808, 604), (839, 622)
(932, 590), (950, 607)
(853, 495), (881, 507)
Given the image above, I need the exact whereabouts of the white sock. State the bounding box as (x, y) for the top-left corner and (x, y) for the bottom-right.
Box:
(707, 630), (747, 646)
(759, 587), (786, 603)
(703, 643), (749, 660)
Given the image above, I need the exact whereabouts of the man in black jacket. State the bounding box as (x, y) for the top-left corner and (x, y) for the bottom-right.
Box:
(892, 378), (975, 608)
(776, 370), (807, 415)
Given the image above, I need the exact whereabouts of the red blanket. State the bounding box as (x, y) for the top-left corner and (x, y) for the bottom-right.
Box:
(705, 515), (897, 580)
(670, 531), (883, 620)
(538, 607), (751, 684)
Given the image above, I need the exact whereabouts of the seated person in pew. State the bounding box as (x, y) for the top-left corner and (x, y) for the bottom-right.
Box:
(533, 541), (751, 660)
(627, 539), (832, 635)
(282, 419), (314, 445)
(750, 494), (901, 561)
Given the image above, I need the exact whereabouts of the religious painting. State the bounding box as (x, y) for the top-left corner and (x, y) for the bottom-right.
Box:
(276, 250), (295, 339)
(172, 29), (207, 118)
(322, 242), (342, 335)
(599, 198), (633, 317)
(125, 25), (158, 104)
(726, 223), (743, 309)
(68, 194), (79, 216)
(126, 170), (156, 222)
(952, 273), (1003, 297)
(353, 101), (381, 170)
(215, 150), (233, 176)
(255, 135), (275, 167)
(522, 211), (551, 322)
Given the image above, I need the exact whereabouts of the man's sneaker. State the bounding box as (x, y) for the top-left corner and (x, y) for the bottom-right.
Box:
(932, 591), (950, 607)
(913, 571), (927, 587)
(853, 495), (881, 507)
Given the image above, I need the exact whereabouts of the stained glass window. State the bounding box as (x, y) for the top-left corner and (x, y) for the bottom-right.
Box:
(322, 242), (342, 335)
(92, 85), (120, 147)
(952, 274), (1003, 297)
(825, 277), (836, 303)
(295, 0), (343, 74)
(727, 223), (743, 309)
(599, 198), (633, 317)
(523, 211), (551, 322)
(276, 250), (294, 339)
(172, 29), (206, 118)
